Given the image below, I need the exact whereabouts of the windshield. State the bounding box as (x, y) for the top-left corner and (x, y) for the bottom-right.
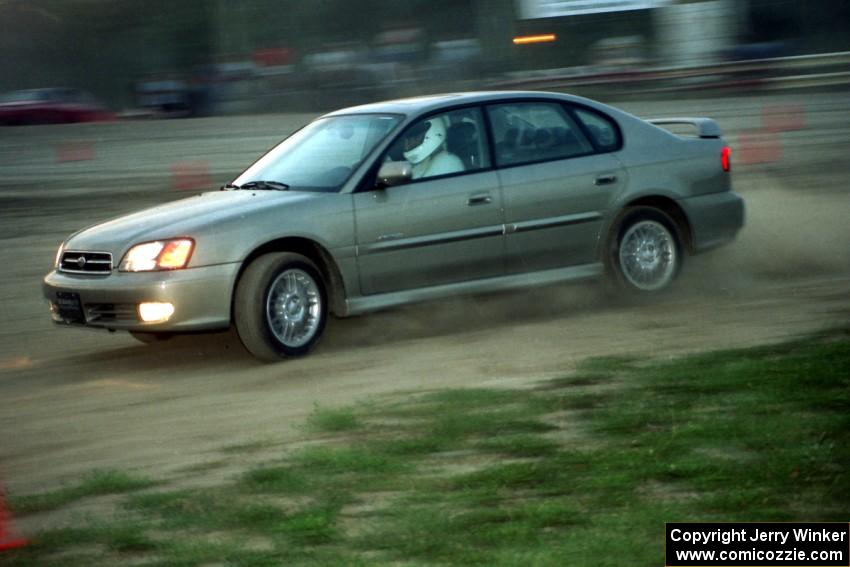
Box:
(232, 113), (402, 193)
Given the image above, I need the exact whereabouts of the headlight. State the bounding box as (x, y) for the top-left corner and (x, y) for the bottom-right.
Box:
(120, 239), (194, 272)
(54, 242), (65, 268)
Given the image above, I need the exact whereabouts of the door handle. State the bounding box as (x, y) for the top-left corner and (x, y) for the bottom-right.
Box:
(467, 194), (492, 206)
(595, 174), (618, 186)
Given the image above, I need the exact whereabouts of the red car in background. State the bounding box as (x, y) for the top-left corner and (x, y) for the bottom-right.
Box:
(0, 88), (114, 125)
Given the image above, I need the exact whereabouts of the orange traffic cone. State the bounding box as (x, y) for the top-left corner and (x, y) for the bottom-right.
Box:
(170, 160), (211, 191)
(0, 485), (27, 551)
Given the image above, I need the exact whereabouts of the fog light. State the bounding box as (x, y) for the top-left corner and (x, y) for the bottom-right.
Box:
(48, 301), (63, 322)
(138, 302), (175, 323)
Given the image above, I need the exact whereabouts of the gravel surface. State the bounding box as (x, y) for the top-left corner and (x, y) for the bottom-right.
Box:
(0, 91), (848, 502)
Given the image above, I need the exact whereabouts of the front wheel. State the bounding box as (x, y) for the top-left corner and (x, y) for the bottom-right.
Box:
(234, 252), (327, 361)
(608, 207), (683, 293)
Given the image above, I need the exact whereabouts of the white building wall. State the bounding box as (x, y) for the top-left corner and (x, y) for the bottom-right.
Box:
(654, 0), (741, 66)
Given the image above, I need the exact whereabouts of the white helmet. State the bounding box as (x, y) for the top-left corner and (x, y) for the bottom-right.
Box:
(402, 116), (447, 164)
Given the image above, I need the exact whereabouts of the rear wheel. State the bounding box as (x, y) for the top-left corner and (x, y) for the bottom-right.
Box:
(234, 252), (327, 361)
(608, 207), (683, 293)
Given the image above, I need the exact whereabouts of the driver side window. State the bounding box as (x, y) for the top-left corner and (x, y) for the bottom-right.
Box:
(384, 108), (490, 182)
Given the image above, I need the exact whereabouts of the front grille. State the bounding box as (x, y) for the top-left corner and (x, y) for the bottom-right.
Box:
(59, 251), (113, 275)
(85, 303), (138, 324)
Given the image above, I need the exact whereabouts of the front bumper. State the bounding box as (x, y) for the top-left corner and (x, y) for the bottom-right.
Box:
(42, 263), (240, 332)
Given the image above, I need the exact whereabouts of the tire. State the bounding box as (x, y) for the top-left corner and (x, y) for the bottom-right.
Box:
(234, 252), (327, 361)
(130, 331), (173, 344)
(607, 206), (683, 293)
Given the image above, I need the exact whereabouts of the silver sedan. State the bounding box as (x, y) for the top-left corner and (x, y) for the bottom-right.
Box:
(43, 91), (744, 360)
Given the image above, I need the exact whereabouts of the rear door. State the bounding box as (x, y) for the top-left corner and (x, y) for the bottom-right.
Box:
(486, 102), (625, 273)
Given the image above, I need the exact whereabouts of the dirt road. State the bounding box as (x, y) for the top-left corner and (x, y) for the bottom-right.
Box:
(0, 92), (848, 500)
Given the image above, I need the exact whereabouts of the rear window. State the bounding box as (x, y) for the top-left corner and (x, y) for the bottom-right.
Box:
(487, 102), (594, 167)
(574, 108), (621, 152)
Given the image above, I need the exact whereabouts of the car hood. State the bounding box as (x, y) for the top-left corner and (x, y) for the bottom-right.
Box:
(65, 190), (318, 257)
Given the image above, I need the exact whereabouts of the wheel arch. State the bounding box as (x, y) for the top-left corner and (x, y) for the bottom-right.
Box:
(611, 195), (694, 255)
(232, 237), (347, 320)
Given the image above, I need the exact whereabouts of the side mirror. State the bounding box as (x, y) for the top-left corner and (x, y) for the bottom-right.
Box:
(376, 161), (412, 188)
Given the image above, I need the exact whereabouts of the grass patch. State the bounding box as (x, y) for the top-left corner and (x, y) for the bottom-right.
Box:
(293, 445), (405, 476)
(574, 353), (643, 374)
(240, 465), (309, 494)
(6, 329), (849, 566)
(305, 404), (362, 433)
(10, 470), (157, 515)
(277, 502), (342, 545)
(474, 434), (560, 457)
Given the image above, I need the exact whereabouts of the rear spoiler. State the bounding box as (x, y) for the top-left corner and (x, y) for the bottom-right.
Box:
(647, 117), (722, 139)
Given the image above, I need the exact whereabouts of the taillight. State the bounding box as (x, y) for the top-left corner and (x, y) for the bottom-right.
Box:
(721, 146), (732, 172)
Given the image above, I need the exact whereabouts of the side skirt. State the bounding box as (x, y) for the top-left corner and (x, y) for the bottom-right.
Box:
(344, 263), (603, 316)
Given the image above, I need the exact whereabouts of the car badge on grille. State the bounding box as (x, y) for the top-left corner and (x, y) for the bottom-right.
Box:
(76, 256), (87, 269)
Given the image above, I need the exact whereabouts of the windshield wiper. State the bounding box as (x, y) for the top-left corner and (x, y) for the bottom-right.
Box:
(221, 180), (290, 191)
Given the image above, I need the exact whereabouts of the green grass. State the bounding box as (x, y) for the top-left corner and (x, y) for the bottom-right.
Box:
(293, 445), (404, 475)
(5, 329), (849, 566)
(8, 470), (157, 515)
(240, 464), (310, 493)
(305, 404), (362, 433)
(474, 434), (560, 457)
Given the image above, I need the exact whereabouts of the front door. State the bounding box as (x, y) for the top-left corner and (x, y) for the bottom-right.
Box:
(353, 107), (504, 295)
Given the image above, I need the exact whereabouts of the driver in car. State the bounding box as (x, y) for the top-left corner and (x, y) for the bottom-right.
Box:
(402, 116), (464, 179)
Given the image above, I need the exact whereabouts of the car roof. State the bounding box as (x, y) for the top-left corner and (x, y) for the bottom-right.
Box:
(322, 91), (603, 118)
